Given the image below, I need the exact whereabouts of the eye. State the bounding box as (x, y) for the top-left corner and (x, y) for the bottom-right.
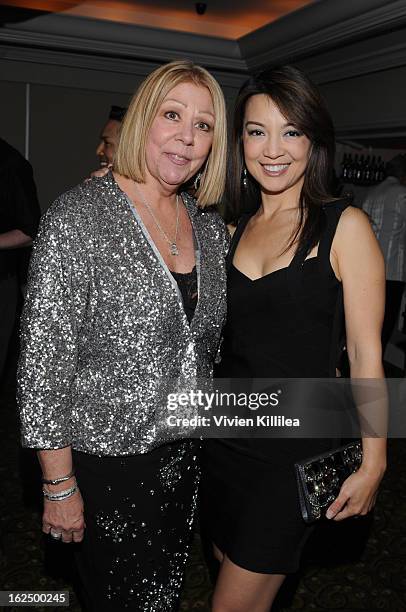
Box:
(164, 111), (179, 120)
(247, 129), (264, 137)
(196, 121), (211, 132)
(285, 129), (302, 137)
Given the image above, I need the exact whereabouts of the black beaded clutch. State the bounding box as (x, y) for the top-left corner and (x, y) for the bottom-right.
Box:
(295, 441), (362, 523)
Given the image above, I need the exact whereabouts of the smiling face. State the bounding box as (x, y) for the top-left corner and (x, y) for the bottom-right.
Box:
(144, 81), (215, 191)
(243, 94), (312, 198)
(96, 119), (121, 167)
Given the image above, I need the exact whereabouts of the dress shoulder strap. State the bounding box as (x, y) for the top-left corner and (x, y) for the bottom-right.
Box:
(317, 199), (350, 276)
(318, 200), (350, 377)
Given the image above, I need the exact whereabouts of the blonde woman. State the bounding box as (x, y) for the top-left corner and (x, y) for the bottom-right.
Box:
(18, 60), (228, 612)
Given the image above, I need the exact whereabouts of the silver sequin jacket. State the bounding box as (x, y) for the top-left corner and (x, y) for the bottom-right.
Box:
(18, 172), (229, 455)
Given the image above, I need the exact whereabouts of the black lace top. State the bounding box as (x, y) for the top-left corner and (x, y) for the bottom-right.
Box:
(170, 266), (198, 324)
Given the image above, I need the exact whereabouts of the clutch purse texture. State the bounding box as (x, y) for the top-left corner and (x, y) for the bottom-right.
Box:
(295, 441), (362, 523)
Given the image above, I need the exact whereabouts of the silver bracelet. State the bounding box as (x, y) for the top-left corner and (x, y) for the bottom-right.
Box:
(43, 483), (78, 501)
(42, 469), (75, 485)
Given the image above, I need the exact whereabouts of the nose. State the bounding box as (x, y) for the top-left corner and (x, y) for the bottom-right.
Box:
(263, 135), (284, 158)
(96, 141), (104, 157)
(176, 121), (194, 146)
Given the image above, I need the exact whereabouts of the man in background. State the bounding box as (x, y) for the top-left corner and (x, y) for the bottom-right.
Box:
(362, 154), (406, 352)
(0, 137), (41, 381)
(94, 105), (127, 171)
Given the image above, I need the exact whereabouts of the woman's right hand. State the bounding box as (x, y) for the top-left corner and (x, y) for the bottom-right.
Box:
(42, 489), (85, 543)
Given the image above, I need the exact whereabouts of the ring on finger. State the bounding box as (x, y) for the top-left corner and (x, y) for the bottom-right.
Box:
(50, 530), (62, 539)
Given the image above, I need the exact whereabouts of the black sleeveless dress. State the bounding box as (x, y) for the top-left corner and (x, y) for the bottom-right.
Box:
(201, 201), (349, 574)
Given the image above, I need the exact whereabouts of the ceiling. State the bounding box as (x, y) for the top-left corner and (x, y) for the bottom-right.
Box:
(1, 0), (315, 39)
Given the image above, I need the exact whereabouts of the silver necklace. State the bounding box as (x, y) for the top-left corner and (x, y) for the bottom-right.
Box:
(133, 185), (180, 256)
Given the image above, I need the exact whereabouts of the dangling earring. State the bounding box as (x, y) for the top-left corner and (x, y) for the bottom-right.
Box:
(194, 172), (202, 191)
(242, 167), (248, 189)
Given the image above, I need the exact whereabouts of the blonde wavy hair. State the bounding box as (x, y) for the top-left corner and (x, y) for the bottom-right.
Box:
(114, 60), (227, 207)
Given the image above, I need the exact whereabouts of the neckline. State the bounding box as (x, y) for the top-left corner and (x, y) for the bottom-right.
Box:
(170, 266), (197, 277)
(231, 257), (318, 283)
(230, 211), (312, 281)
(109, 172), (201, 328)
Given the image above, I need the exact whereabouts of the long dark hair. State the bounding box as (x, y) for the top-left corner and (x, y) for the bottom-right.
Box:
(227, 65), (337, 254)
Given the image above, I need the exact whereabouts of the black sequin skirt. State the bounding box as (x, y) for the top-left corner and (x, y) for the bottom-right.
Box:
(73, 440), (200, 612)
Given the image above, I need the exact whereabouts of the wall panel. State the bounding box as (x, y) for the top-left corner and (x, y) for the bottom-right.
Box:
(0, 80), (27, 157)
(30, 84), (130, 210)
(319, 66), (406, 135)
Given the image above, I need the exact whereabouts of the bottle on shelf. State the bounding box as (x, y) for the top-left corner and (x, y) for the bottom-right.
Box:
(355, 154), (365, 184)
(339, 152), (388, 186)
(374, 156), (383, 182)
(351, 154), (359, 183)
(341, 153), (349, 181)
(370, 156), (377, 184)
(378, 157), (386, 182)
(364, 155), (371, 184)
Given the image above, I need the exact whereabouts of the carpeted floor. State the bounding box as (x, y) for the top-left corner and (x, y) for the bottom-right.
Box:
(1, 354), (405, 612)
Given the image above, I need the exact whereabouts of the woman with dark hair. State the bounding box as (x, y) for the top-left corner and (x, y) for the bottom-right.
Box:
(201, 66), (386, 611)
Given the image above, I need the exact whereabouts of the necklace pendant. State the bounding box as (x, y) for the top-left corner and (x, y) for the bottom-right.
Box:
(170, 243), (179, 256)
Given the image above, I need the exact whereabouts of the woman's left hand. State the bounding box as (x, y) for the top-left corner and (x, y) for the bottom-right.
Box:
(325, 464), (385, 521)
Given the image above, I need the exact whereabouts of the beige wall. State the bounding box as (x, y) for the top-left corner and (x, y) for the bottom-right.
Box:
(319, 66), (406, 134)
(0, 81), (26, 156)
(0, 80), (132, 211)
(30, 84), (131, 210)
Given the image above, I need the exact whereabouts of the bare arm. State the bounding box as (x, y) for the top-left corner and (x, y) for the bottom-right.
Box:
(326, 207), (387, 521)
(0, 229), (32, 249)
(38, 447), (85, 543)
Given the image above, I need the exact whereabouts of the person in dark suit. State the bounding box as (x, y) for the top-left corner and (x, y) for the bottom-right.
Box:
(0, 137), (40, 381)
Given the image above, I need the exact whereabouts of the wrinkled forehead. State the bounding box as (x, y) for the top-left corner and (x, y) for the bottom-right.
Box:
(161, 80), (214, 111)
